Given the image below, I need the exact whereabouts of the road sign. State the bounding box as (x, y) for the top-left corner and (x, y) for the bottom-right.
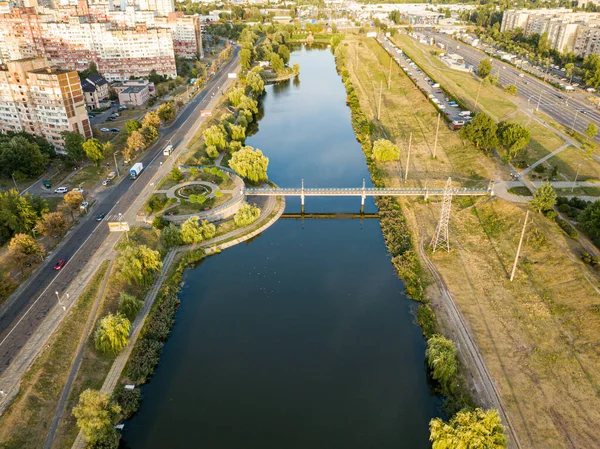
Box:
(108, 222), (129, 232)
(200, 110), (212, 117)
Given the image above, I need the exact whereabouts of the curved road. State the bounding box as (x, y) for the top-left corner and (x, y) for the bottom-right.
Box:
(0, 48), (240, 376)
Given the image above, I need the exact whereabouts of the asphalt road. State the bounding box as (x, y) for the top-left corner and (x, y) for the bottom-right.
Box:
(0, 48), (239, 375)
(420, 32), (600, 141)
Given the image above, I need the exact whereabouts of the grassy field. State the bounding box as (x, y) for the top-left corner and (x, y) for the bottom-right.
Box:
(347, 34), (600, 448)
(390, 35), (600, 185)
(0, 261), (110, 449)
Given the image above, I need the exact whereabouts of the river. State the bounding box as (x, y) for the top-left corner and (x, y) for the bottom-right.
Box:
(121, 45), (441, 449)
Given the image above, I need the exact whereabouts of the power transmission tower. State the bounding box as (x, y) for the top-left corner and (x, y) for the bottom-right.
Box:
(430, 178), (453, 253)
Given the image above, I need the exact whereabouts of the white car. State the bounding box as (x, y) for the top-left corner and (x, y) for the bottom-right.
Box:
(80, 201), (89, 210)
(54, 187), (68, 194)
(72, 187), (84, 193)
(100, 128), (110, 132)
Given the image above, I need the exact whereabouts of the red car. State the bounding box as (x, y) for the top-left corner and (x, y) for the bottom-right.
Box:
(54, 259), (66, 270)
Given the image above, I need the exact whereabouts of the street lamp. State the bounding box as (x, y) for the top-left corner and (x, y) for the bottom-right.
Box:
(55, 291), (67, 311)
(572, 163), (583, 192)
(11, 172), (18, 191)
(571, 108), (580, 132)
(113, 151), (120, 177)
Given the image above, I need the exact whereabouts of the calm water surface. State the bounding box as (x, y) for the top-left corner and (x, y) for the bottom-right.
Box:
(122, 46), (441, 449)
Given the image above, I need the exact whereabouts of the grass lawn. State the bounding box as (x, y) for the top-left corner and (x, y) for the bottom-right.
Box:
(534, 110), (600, 156)
(508, 186), (531, 196)
(546, 146), (600, 182)
(168, 193), (233, 215)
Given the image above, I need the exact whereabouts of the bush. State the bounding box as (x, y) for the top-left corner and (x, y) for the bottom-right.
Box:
(127, 338), (163, 384)
(556, 217), (578, 238)
(113, 388), (141, 419)
(152, 216), (169, 229)
(558, 203), (571, 214)
(118, 292), (143, 321)
(416, 304), (437, 338)
(146, 195), (166, 213)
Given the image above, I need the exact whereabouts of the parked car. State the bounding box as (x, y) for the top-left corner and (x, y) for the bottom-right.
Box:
(54, 186), (68, 194)
(118, 105), (127, 110)
(102, 179), (111, 186)
(107, 171), (117, 180)
(109, 128), (119, 133)
(96, 213), (106, 221)
(100, 127), (110, 132)
(106, 117), (116, 122)
(80, 201), (89, 210)
(54, 259), (67, 270)
(72, 187), (84, 193)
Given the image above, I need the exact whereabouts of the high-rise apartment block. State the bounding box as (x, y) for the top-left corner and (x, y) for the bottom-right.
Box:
(0, 58), (92, 148)
(501, 9), (600, 57)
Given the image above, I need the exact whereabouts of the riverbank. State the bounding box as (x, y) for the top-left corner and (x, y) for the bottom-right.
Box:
(339, 34), (600, 449)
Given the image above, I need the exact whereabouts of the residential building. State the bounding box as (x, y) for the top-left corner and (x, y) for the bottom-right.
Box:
(0, 8), (178, 81)
(0, 58), (92, 149)
(81, 73), (109, 109)
(501, 9), (600, 56)
(114, 79), (153, 106)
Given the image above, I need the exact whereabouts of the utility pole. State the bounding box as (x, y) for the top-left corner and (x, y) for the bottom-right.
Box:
(433, 113), (440, 159)
(11, 172), (18, 191)
(113, 152), (120, 177)
(404, 133), (412, 182)
(377, 80), (383, 121)
(572, 163), (583, 192)
(510, 210), (529, 282)
(388, 56), (393, 89)
(474, 77), (483, 109)
(536, 84), (543, 111)
(431, 178), (453, 253)
(571, 108), (580, 132)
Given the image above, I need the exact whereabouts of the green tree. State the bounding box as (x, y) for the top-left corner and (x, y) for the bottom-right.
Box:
(72, 389), (121, 446)
(234, 203), (261, 227)
(497, 122), (530, 160)
(585, 122), (598, 139)
(530, 182), (557, 213)
(141, 125), (159, 144)
(583, 53), (600, 88)
(228, 124), (246, 142)
(538, 32), (550, 55)
(125, 120), (141, 134)
(278, 44), (290, 64)
(458, 113), (499, 152)
(152, 215), (169, 230)
(230, 146), (269, 183)
(245, 70), (265, 96)
(118, 292), (143, 321)
(425, 335), (458, 395)
(180, 216), (207, 244)
(61, 131), (86, 161)
(160, 223), (182, 248)
(430, 408), (507, 449)
(38, 211), (70, 238)
(82, 138), (105, 166)
(565, 62), (575, 80)
(478, 58), (492, 78)
(579, 200), (600, 239)
(94, 313), (131, 355)
(0, 135), (49, 178)
(270, 53), (285, 73)
(240, 48), (253, 71)
(8, 233), (45, 271)
(504, 84), (517, 95)
(157, 103), (176, 122)
(373, 139), (400, 161)
(199, 219), (216, 239)
(116, 244), (162, 287)
(203, 125), (227, 150)
(0, 190), (40, 242)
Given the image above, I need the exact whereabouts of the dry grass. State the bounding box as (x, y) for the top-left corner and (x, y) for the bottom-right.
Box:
(349, 34), (600, 448)
(0, 261), (110, 449)
(546, 146), (600, 182)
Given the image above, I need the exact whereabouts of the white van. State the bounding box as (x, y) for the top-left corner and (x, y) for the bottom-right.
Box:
(163, 144), (174, 156)
(459, 111), (472, 117)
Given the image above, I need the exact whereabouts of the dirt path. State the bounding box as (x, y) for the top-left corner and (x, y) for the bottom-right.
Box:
(417, 234), (522, 449)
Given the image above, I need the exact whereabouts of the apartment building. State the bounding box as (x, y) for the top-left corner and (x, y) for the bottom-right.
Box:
(81, 73), (109, 109)
(156, 13), (203, 59)
(501, 9), (600, 56)
(0, 9), (178, 81)
(0, 58), (92, 149)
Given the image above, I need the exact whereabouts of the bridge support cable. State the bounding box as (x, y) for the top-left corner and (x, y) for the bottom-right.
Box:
(430, 177), (453, 253)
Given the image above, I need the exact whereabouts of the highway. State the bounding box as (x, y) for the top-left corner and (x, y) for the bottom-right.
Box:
(0, 48), (239, 376)
(417, 31), (600, 141)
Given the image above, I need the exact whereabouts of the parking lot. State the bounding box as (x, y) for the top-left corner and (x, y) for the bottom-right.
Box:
(377, 36), (471, 129)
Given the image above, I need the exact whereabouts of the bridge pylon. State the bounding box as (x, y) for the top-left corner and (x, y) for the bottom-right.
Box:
(301, 178), (305, 213)
(361, 179), (366, 213)
(430, 178), (453, 253)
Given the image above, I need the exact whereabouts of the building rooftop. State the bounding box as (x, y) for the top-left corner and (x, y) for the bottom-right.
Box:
(121, 86), (146, 94)
(28, 66), (72, 75)
(87, 73), (108, 86)
(81, 80), (96, 93)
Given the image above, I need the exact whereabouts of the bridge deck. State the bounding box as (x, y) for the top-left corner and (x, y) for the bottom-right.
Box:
(244, 187), (491, 197)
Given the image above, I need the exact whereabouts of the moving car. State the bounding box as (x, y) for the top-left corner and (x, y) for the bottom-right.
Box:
(42, 180), (51, 189)
(96, 213), (106, 221)
(54, 186), (68, 193)
(54, 259), (67, 270)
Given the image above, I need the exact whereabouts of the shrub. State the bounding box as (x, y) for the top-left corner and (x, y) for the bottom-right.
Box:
(146, 195), (166, 214)
(556, 217), (578, 239)
(416, 304), (437, 338)
(118, 292), (143, 321)
(168, 167), (183, 182)
(152, 216), (169, 229)
(206, 145), (219, 159)
(127, 338), (163, 384)
(558, 203), (571, 214)
(113, 388), (141, 419)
